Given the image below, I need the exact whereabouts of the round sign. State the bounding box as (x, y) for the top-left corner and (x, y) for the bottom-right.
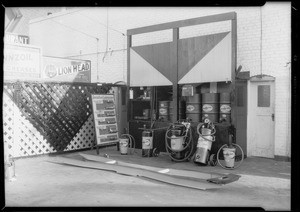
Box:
(44, 64), (57, 78)
(186, 105), (195, 112)
(202, 104), (213, 112)
(159, 108), (167, 115)
(220, 104), (231, 113)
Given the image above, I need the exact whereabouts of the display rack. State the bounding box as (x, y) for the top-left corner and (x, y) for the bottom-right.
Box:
(91, 94), (119, 150)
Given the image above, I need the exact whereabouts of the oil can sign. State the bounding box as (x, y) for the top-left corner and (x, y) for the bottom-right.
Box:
(42, 56), (91, 83)
(220, 105), (231, 113)
(3, 44), (41, 80)
(186, 105), (195, 112)
(202, 104), (213, 112)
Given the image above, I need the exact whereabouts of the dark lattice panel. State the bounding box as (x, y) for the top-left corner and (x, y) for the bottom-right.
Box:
(3, 82), (111, 153)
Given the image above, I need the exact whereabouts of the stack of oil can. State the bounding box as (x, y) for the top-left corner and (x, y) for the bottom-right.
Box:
(183, 92), (231, 123)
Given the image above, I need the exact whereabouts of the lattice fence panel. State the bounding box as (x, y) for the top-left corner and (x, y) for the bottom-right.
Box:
(3, 81), (110, 158)
(64, 114), (95, 151)
(3, 91), (16, 158)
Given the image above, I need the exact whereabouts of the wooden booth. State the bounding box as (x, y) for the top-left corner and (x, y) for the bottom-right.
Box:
(126, 12), (245, 155)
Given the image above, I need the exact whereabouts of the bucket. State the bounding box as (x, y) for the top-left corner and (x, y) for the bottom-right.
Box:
(219, 93), (231, 123)
(159, 101), (171, 121)
(171, 135), (184, 151)
(223, 147), (236, 168)
(5, 160), (16, 181)
(202, 93), (219, 123)
(119, 138), (129, 155)
(186, 94), (201, 122)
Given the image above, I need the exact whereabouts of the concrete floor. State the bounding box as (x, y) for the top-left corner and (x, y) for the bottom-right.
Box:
(5, 147), (290, 210)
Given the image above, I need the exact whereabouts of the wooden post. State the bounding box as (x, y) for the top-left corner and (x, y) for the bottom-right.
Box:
(126, 35), (132, 124)
(172, 28), (179, 122)
(231, 15), (237, 126)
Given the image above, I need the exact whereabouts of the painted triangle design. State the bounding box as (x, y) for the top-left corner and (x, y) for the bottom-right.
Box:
(178, 32), (232, 84)
(130, 48), (172, 86)
(132, 42), (174, 82)
(178, 32), (230, 81)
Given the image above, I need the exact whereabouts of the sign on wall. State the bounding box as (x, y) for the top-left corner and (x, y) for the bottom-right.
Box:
(5, 33), (30, 45)
(42, 56), (91, 83)
(3, 43), (42, 80)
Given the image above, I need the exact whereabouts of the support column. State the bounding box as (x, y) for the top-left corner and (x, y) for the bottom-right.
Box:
(126, 35), (132, 125)
(171, 28), (179, 122)
(231, 15), (237, 126)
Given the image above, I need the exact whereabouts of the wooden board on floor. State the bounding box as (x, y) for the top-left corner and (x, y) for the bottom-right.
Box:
(79, 153), (222, 179)
(49, 156), (223, 190)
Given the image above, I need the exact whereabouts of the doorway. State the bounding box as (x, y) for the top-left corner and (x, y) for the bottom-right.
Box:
(248, 79), (275, 158)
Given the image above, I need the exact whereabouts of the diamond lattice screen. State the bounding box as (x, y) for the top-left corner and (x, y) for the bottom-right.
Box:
(3, 82), (111, 158)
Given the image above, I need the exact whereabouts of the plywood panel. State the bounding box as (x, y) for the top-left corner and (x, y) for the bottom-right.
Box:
(178, 32), (229, 81)
(132, 42), (175, 83)
(130, 48), (172, 86)
(178, 32), (232, 84)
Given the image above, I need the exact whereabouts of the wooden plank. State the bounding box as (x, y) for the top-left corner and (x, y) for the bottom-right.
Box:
(50, 156), (222, 190)
(79, 153), (223, 179)
(127, 12), (236, 35)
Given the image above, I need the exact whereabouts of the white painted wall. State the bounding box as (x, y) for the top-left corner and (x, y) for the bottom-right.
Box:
(28, 3), (291, 158)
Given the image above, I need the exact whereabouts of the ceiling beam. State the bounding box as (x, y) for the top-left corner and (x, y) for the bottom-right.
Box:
(127, 12), (236, 35)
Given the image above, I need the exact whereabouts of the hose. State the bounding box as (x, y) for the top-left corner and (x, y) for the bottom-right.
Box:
(165, 122), (195, 162)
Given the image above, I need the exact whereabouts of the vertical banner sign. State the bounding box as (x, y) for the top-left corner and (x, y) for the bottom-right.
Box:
(91, 94), (119, 146)
(42, 56), (91, 83)
(3, 44), (41, 80)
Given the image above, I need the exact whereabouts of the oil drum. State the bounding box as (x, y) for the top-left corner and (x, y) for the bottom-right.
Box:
(186, 94), (201, 122)
(201, 93), (219, 123)
(159, 101), (171, 122)
(219, 93), (231, 123)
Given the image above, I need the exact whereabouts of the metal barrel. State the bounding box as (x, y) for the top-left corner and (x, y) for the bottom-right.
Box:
(186, 94), (201, 122)
(219, 92), (231, 123)
(159, 101), (171, 121)
(201, 93), (219, 123)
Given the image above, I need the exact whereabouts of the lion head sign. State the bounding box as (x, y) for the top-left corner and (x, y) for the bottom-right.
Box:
(43, 56), (91, 83)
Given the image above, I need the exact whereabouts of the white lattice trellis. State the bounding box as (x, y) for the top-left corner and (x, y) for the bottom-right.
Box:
(3, 92), (15, 159)
(64, 115), (95, 151)
(3, 92), (96, 158)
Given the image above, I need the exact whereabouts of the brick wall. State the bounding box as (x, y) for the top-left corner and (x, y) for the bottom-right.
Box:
(261, 2), (291, 157)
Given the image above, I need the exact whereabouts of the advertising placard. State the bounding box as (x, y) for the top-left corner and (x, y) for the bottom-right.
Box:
(91, 94), (119, 146)
(3, 43), (41, 81)
(5, 33), (30, 45)
(42, 56), (91, 83)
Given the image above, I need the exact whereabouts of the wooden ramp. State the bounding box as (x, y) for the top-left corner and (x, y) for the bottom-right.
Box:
(79, 153), (222, 179)
(49, 154), (240, 190)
